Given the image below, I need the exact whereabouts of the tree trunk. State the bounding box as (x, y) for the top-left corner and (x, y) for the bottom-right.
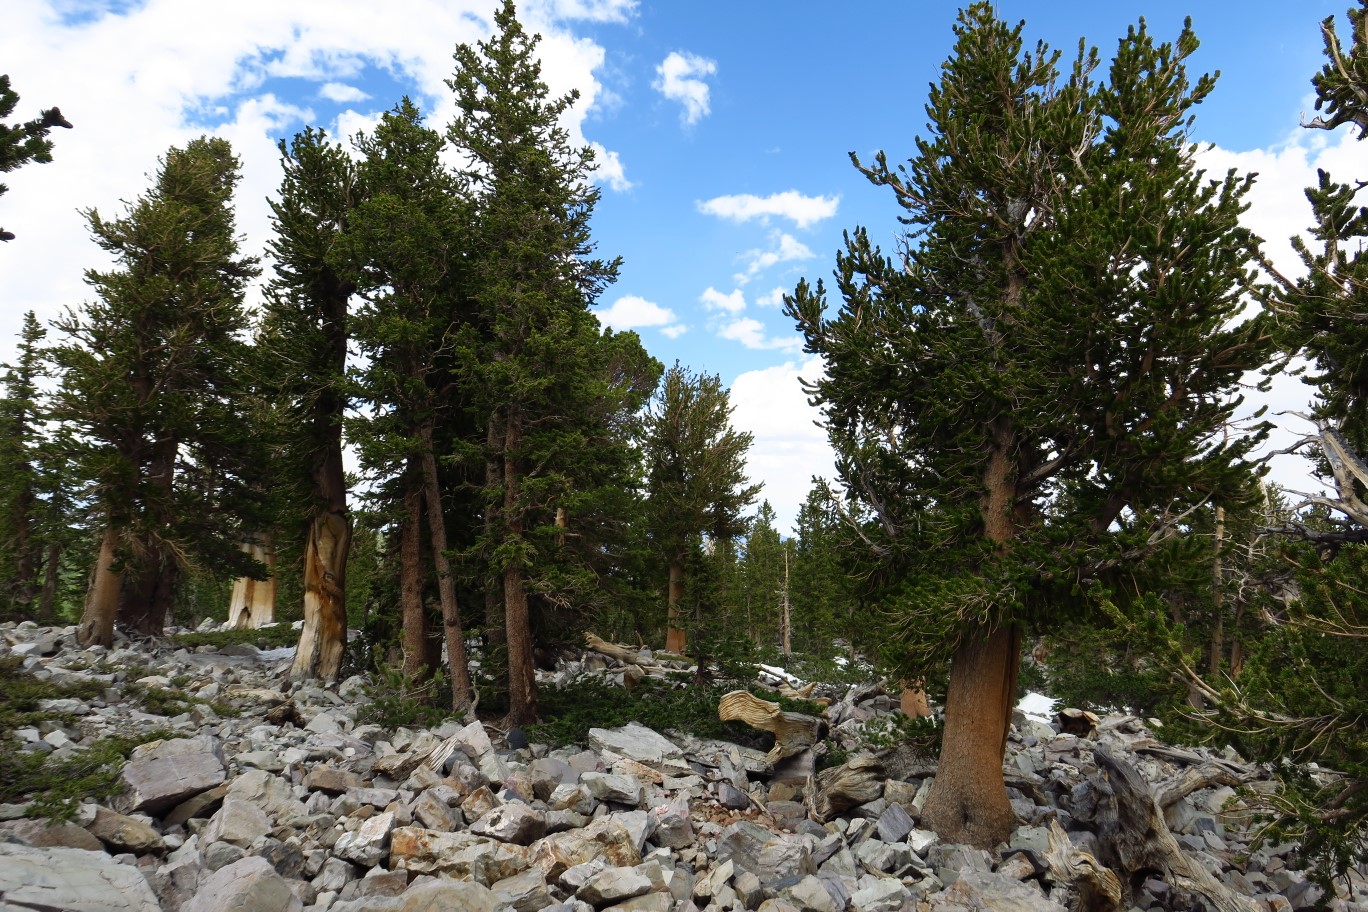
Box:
(227, 538), (276, 629)
(11, 482), (35, 610)
(291, 509), (351, 681)
(37, 539), (61, 624)
(121, 546), (177, 636)
(400, 478), (431, 689)
(419, 424), (473, 711)
(291, 405), (351, 681)
(923, 421), (1022, 848)
(665, 559), (686, 654)
(77, 525), (122, 647)
(780, 547), (792, 657)
(1209, 504), (1225, 678)
(503, 414), (537, 726)
(921, 622), (1022, 848)
(484, 412), (506, 642)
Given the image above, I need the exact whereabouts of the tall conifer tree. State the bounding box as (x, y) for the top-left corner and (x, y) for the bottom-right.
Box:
(54, 137), (260, 646)
(446, 0), (629, 725)
(789, 6), (1271, 847)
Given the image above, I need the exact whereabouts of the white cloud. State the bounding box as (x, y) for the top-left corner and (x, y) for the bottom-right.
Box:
(0, 0), (631, 365)
(531, 0), (638, 22)
(661, 324), (688, 339)
(718, 317), (802, 353)
(589, 141), (633, 192)
(755, 286), (787, 308)
(728, 356), (836, 533)
(734, 232), (814, 285)
(597, 294), (683, 336)
(697, 190), (839, 229)
(319, 82), (369, 103)
(653, 50), (716, 126)
(700, 286), (746, 314)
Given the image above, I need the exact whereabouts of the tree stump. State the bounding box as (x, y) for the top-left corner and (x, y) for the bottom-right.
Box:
(1088, 744), (1259, 912)
(810, 754), (884, 822)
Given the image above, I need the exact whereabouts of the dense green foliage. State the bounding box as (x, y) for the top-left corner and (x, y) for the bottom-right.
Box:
(0, 73), (71, 242)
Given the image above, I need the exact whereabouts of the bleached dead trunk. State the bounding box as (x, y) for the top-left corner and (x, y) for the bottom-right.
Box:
(227, 537), (276, 629)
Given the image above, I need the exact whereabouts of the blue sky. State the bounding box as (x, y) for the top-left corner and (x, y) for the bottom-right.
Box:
(0, 0), (1358, 531)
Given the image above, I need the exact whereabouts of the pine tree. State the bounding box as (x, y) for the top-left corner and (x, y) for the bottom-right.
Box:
(788, 5), (1271, 847)
(0, 312), (47, 615)
(346, 98), (477, 708)
(641, 363), (761, 655)
(446, 0), (636, 725)
(260, 126), (359, 682)
(0, 74), (71, 242)
(53, 137), (261, 646)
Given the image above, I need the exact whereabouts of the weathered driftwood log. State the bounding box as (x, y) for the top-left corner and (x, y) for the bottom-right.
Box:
(811, 754), (884, 822)
(1156, 761), (1248, 811)
(718, 690), (825, 765)
(1090, 744), (1259, 912)
(1044, 819), (1122, 912)
(585, 632), (646, 665)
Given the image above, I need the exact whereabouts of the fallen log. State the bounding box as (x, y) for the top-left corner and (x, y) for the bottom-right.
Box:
(584, 632), (646, 665)
(1089, 744), (1259, 912)
(718, 690), (826, 765)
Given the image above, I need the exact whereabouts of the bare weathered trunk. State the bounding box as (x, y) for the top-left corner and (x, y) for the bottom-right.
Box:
(399, 478), (433, 691)
(419, 424), (472, 711)
(227, 538), (276, 629)
(293, 511), (351, 681)
(77, 525), (122, 647)
(503, 414), (537, 726)
(665, 559), (686, 654)
(921, 622), (1021, 848)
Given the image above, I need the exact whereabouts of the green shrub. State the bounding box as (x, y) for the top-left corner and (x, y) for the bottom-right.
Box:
(168, 624), (299, 650)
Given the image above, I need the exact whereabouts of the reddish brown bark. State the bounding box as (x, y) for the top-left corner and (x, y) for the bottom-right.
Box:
(37, 540), (60, 624)
(399, 479), (432, 690)
(921, 622), (1022, 848)
(503, 415), (538, 726)
(419, 424), (472, 711)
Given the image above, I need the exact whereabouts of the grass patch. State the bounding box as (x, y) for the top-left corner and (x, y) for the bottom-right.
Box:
(0, 729), (176, 819)
(0, 656), (105, 735)
(527, 675), (773, 750)
(168, 625), (298, 650)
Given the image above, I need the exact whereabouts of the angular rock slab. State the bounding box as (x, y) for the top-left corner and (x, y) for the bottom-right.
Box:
(587, 723), (683, 766)
(120, 735), (226, 814)
(0, 843), (161, 912)
(181, 855), (303, 912)
(389, 826), (530, 887)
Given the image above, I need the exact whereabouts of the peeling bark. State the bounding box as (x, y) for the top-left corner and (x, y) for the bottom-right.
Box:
(77, 525), (122, 648)
(291, 509), (351, 682)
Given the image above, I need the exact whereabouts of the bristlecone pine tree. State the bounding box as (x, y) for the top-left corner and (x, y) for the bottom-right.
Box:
(788, 4), (1272, 848)
(642, 363), (760, 655)
(54, 137), (261, 647)
(260, 127), (358, 682)
(447, 0), (631, 726)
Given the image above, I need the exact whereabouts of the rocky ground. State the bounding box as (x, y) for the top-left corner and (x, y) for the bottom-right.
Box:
(1, 619), (1366, 912)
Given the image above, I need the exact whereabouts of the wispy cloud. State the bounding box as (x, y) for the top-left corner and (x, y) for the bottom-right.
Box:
(654, 51), (717, 126)
(319, 82), (369, 103)
(755, 286), (787, 308)
(734, 232), (813, 285)
(697, 190), (839, 229)
(718, 316), (802, 352)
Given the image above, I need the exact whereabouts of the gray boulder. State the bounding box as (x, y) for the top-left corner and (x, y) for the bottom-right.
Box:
(0, 843), (161, 912)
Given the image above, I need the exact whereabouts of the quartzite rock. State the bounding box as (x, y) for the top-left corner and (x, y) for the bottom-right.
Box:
(0, 843), (162, 912)
(120, 736), (226, 814)
(181, 855), (304, 912)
